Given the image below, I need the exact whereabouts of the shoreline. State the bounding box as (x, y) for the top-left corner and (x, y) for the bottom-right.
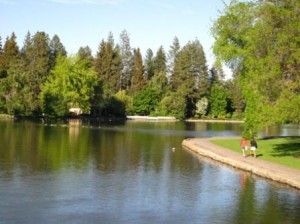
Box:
(182, 137), (300, 190)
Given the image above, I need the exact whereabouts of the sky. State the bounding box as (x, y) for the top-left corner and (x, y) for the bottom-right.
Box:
(1, 0), (230, 73)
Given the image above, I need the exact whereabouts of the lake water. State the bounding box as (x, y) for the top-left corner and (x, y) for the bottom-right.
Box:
(0, 120), (299, 224)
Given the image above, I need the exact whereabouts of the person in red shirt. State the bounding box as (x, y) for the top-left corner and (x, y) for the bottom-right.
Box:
(240, 137), (248, 157)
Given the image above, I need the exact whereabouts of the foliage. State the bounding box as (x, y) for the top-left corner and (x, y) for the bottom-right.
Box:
(131, 48), (145, 95)
(195, 97), (208, 118)
(115, 90), (133, 115)
(94, 38), (121, 96)
(132, 88), (159, 115)
(40, 55), (96, 116)
(0, 29), (242, 119)
(169, 39), (209, 118)
(153, 46), (167, 74)
(158, 92), (186, 119)
(101, 95), (126, 118)
(119, 30), (134, 91)
(212, 0), (300, 133)
(209, 83), (228, 119)
(144, 48), (155, 80)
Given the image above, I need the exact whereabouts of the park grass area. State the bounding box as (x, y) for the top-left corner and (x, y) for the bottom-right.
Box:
(211, 137), (300, 170)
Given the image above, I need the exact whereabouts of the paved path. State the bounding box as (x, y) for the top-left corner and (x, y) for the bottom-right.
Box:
(182, 137), (300, 190)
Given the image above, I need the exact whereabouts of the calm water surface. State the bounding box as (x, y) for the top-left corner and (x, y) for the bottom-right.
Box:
(0, 120), (299, 224)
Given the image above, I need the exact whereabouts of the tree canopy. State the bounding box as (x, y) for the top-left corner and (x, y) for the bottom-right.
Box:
(212, 0), (300, 136)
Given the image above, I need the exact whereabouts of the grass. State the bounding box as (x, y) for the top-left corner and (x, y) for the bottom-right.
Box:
(211, 137), (300, 170)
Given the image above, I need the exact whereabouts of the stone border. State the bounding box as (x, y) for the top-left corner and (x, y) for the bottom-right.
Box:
(182, 137), (300, 190)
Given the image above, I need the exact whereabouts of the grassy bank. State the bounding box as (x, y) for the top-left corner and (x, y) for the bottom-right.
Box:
(211, 137), (300, 170)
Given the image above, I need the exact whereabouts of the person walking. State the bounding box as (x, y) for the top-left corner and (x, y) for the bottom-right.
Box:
(240, 137), (248, 157)
(250, 137), (258, 157)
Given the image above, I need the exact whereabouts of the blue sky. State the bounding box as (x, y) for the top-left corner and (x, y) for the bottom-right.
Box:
(1, 0), (229, 69)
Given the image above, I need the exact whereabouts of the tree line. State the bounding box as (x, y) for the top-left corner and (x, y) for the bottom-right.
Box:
(0, 30), (242, 119)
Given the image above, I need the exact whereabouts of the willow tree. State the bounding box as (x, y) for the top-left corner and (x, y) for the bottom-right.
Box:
(212, 0), (300, 137)
(40, 55), (97, 116)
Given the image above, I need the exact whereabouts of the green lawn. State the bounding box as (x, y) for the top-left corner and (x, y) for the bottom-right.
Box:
(211, 137), (300, 170)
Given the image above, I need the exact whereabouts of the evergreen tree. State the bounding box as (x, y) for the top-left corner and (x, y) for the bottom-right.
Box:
(0, 36), (3, 55)
(153, 46), (167, 75)
(77, 46), (93, 67)
(0, 36), (4, 78)
(209, 64), (225, 85)
(21, 31), (52, 114)
(144, 48), (155, 80)
(50, 34), (67, 67)
(119, 29), (133, 91)
(94, 38), (121, 95)
(131, 48), (144, 95)
(169, 40), (209, 117)
(0, 33), (22, 114)
(168, 36), (180, 76)
(0, 33), (20, 78)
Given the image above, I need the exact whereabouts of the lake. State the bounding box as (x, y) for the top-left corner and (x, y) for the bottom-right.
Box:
(0, 119), (299, 223)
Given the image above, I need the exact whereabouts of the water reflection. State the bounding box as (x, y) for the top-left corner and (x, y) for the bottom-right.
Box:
(0, 120), (300, 223)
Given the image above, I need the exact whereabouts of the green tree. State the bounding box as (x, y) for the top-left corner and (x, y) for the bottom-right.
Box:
(158, 92), (186, 119)
(40, 55), (97, 116)
(50, 34), (67, 67)
(144, 48), (155, 80)
(170, 40), (209, 118)
(132, 88), (159, 115)
(0, 33), (20, 79)
(195, 97), (208, 118)
(21, 31), (52, 114)
(0, 33), (22, 114)
(131, 48), (145, 95)
(77, 46), (92, 60)
(153, 46), (167, 75)
(212, 0), (300, 135)
(119, 30), (133, 91)
(168, 36), (180, 76)
(94, 38), (121, 95)
(209, 83), (228, 119)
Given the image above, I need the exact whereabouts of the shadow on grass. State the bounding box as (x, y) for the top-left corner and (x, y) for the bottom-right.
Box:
(262, 136), (300, 158)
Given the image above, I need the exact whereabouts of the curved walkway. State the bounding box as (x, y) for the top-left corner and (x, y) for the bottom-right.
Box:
(182, 137), (300, 190)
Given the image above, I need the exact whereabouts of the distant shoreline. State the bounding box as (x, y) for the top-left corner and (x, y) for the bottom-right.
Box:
(186, 119), (243, 123)
(0, 114), (244, 123)
(127, 116), (243, 123)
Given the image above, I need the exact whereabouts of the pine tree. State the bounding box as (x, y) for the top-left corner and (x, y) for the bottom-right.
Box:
(0, 36), (3, 55)
(153, 46), (167, 75)
(169, 40), (209, 117)
(168, 36), (180, 76)
(77, 46), (93, 67)
(144, 48), (155, 80)
(119, 30), (133, 91)
(50, 34), (67, 68)
(0, 33), (20, 78)
(131, 48), (144, 95)
(21, 31), (52, 114)
(0, 36), (4, 78)
(94, 38), (121, 96)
